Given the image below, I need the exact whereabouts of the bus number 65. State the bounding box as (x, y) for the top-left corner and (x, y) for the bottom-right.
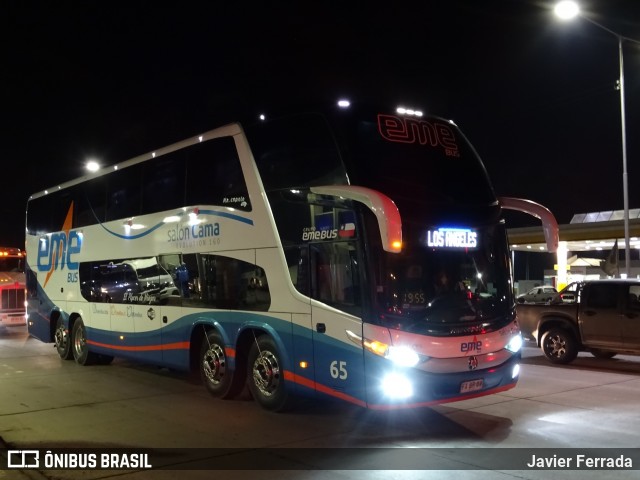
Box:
(330, 360), (348, 380)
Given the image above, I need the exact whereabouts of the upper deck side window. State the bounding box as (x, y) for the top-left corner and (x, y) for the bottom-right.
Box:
(26, 136), (248, 233)
(244, 113), (349, 191)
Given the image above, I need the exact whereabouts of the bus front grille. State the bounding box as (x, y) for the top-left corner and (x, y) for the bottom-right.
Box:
(1, 288), (25, 310)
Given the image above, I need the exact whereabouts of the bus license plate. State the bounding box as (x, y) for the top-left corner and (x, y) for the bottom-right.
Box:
(460, 379), (483, 393)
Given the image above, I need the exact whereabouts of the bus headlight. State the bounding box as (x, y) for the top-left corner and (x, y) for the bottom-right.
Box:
(346, 330), (421, 367)
(512, 364), (521, 379)
(381, 373), (413, 399)
(386, 346), (420, 367)
(505, 334), (523, 353)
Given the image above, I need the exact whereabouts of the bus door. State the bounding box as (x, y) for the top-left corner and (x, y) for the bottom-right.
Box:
(122, 258), (180, 364)
(309, 240), (366, 405)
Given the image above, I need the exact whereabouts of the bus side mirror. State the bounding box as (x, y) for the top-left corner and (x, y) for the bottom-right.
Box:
(498, 196), (559, 253)
(311, 185), (403, 253)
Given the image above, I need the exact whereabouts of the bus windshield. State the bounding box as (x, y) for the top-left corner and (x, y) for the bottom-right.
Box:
(371, 222), (513, 335)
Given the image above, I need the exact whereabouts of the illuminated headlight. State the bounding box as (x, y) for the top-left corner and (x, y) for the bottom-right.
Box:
(386, 346), (420, 367)
(346, 330), (421, 367)
(512, 364), (521, 379)
(505, 334), (523, 353)
(381, 373), (413, 399)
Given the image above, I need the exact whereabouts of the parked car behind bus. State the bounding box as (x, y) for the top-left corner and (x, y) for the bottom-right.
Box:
(517, 285), (558, 304)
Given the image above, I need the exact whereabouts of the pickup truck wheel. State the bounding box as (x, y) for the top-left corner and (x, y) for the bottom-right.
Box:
(590, 349), (616, 359)
(541, 328), (578, 364)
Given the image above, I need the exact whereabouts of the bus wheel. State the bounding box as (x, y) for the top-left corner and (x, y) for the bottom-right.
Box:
(541, 328), (578, 364)
(247, 335), (292, 411)
(200, 330), (237, 399)
(72, 319), (97, 366)
(54, 317), (73, 360)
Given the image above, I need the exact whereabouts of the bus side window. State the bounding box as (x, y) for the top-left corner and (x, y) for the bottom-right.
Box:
(76, 178), (107, 228)
(106, 164), (142, 221)
(180, 253), (271, 312)
(310, 241), (361, 316)
(284, 246), (309, 297)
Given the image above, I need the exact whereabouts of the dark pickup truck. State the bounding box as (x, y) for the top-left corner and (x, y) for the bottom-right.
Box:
(516, 279), (640, 363)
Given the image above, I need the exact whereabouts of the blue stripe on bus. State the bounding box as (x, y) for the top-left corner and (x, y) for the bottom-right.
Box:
(199, 209), (254, 225)
(99, 221), (166, 239)
(98, 209), (254, 240)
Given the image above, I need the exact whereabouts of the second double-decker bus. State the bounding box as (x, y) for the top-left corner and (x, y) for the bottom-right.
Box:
(25, 100), (558, 411)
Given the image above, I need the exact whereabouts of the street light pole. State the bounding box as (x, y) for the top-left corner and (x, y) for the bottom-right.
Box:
(554, 1), (639, 277)
(618, 34), (631, 278)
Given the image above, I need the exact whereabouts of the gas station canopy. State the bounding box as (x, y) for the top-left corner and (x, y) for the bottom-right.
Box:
(508, 209), (640, 253)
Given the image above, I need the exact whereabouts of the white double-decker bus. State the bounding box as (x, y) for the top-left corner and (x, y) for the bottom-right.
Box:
(25, 101), (558, 411)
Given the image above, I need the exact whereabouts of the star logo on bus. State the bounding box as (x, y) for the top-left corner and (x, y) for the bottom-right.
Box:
(468, 356), (478, 370)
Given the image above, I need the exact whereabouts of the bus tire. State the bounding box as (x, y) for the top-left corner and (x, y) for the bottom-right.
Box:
(541, 328), (578, 364)
(54, 317), (73, 360)
(247, 335), (293, 412)
(72, 319), (97, 366)
(200, 330), (239, 399)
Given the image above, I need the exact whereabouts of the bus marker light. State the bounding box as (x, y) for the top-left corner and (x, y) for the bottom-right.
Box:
(512, 364), (520, 379)
(299, 361), (309, 369)
(363, 339), (388, 356)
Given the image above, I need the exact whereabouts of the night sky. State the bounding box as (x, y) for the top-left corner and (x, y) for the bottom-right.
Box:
(3, 1), (639, 248)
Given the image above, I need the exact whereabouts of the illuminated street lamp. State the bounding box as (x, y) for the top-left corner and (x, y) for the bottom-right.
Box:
(86, 160), (100, 172)
(554, 0), (640, 277)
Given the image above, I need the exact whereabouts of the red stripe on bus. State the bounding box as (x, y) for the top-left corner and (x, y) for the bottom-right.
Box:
(284, 371), (367, 408)
(284, 371), (517, 410)
(86, 341), (236, 358)
(86, 340), (190, 352)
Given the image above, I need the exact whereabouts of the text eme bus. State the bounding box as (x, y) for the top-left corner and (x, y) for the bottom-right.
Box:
(25, 101), (558, 411)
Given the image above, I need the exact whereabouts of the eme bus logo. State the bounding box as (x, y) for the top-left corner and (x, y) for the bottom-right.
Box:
(377, 114), (459, 156)
(36, 203), (83, 286)
(461, 339), (483, 354)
